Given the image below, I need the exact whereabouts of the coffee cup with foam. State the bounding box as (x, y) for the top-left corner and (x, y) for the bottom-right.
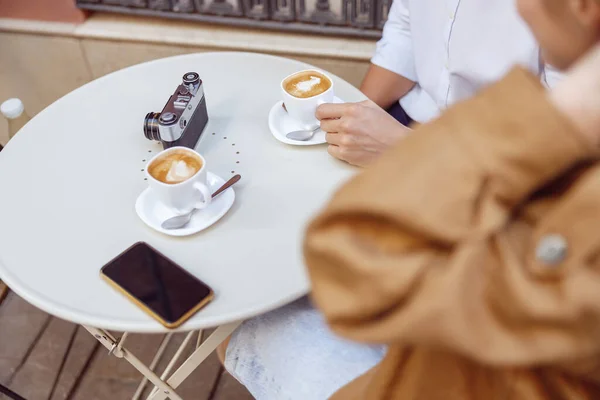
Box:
(281, 69), (334, 130)
(146, 146), (211, 214)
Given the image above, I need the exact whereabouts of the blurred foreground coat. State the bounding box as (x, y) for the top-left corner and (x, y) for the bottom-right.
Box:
(305, 68), (600, 399)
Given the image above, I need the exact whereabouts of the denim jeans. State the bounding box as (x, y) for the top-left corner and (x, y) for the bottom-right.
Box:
(224, 297), (386, 400)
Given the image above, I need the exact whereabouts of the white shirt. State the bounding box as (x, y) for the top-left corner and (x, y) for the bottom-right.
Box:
(372, 0), (562, 123)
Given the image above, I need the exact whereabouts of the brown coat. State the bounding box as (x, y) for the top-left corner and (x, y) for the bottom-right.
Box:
(304, 68), (600, 399)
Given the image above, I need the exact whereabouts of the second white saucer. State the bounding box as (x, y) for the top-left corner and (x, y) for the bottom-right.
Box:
(135, 171), (235, 237)
(268, 96), (344, 146)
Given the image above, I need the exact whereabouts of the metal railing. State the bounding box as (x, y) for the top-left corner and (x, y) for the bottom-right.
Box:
(76, 0), (389, 38)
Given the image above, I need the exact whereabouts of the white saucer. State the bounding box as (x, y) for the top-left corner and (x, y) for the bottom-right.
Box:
(135, 172), (235, 237)
(268, 96), (344, 146)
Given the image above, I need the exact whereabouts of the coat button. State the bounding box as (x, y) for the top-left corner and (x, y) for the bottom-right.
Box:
(536, 234), (568, 266)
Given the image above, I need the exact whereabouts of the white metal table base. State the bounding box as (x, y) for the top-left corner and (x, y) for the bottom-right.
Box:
(83, 321), (241, 400)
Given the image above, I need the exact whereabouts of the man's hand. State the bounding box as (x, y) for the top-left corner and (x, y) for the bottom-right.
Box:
(316, 100), (409, 167)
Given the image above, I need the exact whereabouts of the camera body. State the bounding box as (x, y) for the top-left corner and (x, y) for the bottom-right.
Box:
(144, 72), (209, 150)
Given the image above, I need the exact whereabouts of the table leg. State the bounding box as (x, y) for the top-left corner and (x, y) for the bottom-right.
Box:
(0, 145), (9, 307)
(83, 326), (184, 400)
(0, 145), (7, 307)
(82, 321), (241, 400)
(145, 330), (196, 399)
(132, 333), (174, 400)
(147, 321), (241, 400)
(196, 330), (204, 349)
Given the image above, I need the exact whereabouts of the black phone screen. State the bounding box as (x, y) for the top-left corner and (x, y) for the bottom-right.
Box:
(101, 242), (212, 324)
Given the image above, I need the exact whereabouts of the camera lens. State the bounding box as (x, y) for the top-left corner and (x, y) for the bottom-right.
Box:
(143, 112), (161, 141)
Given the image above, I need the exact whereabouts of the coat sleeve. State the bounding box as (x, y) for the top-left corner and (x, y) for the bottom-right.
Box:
(304, 68), (600, 366)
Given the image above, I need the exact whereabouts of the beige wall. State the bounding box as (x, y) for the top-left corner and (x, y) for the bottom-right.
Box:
(0, 32), (93, 144)
(0, 31), (369, 146)
(80, 39), (369, 86)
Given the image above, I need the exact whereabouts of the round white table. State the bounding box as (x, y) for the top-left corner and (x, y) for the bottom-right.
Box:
(0, 52), (363, 399)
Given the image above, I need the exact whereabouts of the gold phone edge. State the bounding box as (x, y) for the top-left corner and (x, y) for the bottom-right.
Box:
(99, 272), (214, 329)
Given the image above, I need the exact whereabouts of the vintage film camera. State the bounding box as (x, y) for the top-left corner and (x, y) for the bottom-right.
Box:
(143, 72), (208, 149)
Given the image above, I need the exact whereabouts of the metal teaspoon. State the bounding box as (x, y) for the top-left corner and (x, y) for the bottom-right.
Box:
(161, 174), (241, 230)
(282, 103), (321, 141)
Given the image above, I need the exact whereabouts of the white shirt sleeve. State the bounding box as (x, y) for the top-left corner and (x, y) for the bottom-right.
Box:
(541, 63), (563, 88)
(370, 0), (417, 82)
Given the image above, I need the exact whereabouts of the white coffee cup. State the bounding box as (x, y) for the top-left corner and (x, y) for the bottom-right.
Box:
(145, 146), (211, 214)
(281, 69), (335, 130)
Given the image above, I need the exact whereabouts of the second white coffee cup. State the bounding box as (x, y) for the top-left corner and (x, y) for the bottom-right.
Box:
(281, 69), (335, 130)
(145, 146), (211, 214)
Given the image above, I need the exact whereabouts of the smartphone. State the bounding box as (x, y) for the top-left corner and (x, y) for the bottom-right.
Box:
(100, 242), (214, 329)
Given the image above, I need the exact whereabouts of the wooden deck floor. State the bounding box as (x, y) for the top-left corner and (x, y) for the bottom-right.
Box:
(0, 291), (253, 400)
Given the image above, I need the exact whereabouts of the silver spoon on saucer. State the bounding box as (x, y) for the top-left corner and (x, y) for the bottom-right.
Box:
(282, 103), (321, 141)
(161, 174), (241, 230)
(286, 126), (320, 141)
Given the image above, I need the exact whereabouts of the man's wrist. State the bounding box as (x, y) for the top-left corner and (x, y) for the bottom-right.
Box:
(548, 45), (600, 147)
(549, 92), (600, 147)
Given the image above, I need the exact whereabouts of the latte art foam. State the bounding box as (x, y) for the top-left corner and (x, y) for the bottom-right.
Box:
(295, 76), (321, 94)
(148, 149), (203, 185)
(166, 160), (196, 183)
(283, 70), (331, 99)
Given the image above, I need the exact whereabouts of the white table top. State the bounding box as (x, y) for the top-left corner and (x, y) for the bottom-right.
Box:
(0, 52), (363, 333)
